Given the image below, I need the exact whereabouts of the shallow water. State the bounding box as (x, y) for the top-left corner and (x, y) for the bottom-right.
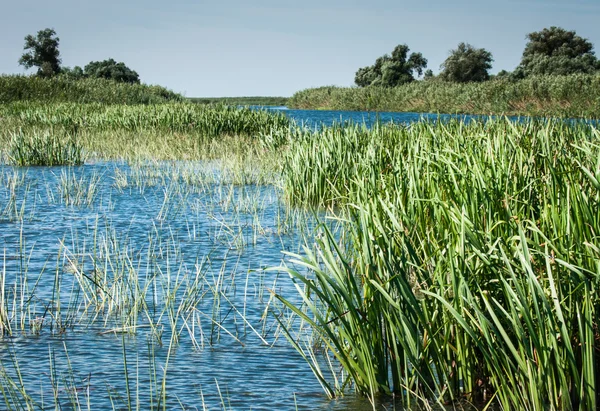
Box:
(0, 162), (403, 410)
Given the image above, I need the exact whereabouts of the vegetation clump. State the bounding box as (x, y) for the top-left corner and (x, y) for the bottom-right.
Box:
(514, 26), (600, 78)
(354, 44), (428, 87)
(439, 42), (494, 83)
(7, 130), (83, 166)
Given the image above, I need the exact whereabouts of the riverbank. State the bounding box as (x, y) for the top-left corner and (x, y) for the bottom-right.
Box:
(288, 74), (600, 118)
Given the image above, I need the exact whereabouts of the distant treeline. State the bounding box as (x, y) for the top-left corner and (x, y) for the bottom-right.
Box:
(189, 96), (289, 107)
(0, 75), (183, 104)
(288, 74), (600, 118)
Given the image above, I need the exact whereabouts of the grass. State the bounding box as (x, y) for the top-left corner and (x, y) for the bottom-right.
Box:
(274, 118), (600, 409)
(288, 74), (600, 118)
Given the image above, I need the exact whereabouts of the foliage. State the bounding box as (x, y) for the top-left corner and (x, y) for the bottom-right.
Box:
(515, 26), (600, 77)
(439, 42), (493, 83)
(354, 44), (427, 87)
(0, 75), (183, 104)
(18, 28), (61, 77)
(60, 65), (85, 79)
(84, 58), (140, 84)
(288, 74), (600, 118)
(277, 119), (600, 409)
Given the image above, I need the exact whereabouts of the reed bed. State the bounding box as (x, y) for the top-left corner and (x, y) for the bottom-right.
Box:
(0, 102), (290, 166)
(0, 75), (183, 104)
(288, 74), (600, 118)
(276, 118), (600, 409)
(0, 102), (289, 136)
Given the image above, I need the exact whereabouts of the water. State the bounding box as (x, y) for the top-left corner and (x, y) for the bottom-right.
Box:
(262, 106), (598, 128)
(263, 106), (506, 128)
(0, 161), (398, 410)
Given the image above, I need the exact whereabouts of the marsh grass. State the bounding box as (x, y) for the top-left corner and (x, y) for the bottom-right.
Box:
(0, 103), (290, 173)
(7, 130), (84, 167)
(57, 168), (101, 207)
(276, 118), (600, 409)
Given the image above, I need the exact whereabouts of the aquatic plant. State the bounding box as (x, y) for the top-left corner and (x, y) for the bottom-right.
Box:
(7, 130), (83, 166)
(276, 118), (600, 409)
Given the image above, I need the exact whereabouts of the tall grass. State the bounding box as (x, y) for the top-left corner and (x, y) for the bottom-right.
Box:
(276, 118), (600, 409)
(288, 74), (600, 118)
(0, 75), (183, 104)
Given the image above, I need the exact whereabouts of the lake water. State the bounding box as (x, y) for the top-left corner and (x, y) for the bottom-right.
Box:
(0, 159), (394, 410)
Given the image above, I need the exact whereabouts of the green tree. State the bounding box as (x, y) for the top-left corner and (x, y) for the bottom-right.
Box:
(439, 43), (493, 83)
(18, 28), (61, 77)
(84, 58), (140, 83)
(355, 44), (428, 87)
(515, 26), (600, 77)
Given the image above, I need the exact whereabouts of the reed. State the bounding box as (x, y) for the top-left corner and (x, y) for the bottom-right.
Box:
(7, 130), (83, 166)
(276, 118), (600, 409)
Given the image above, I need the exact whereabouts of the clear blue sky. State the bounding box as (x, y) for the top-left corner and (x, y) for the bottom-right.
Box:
(1, 0), (599, 97)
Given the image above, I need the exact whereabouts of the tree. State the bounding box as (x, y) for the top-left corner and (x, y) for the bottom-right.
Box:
(423, 69), (434, 80)
(354, 44), (428, 87)
(18, 28), (61, 77)
(84, 59), (140, 83)
(439, 43), (493, 83)
(515, 27), (600, 77)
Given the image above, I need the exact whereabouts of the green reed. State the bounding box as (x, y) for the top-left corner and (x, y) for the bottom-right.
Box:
(288, 74), (600, 118)
(276, 118), (600, 409)
(7, 131), (83, 166)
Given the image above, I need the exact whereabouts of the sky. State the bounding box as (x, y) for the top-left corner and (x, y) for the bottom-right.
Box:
(1, 0), (599, 97)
